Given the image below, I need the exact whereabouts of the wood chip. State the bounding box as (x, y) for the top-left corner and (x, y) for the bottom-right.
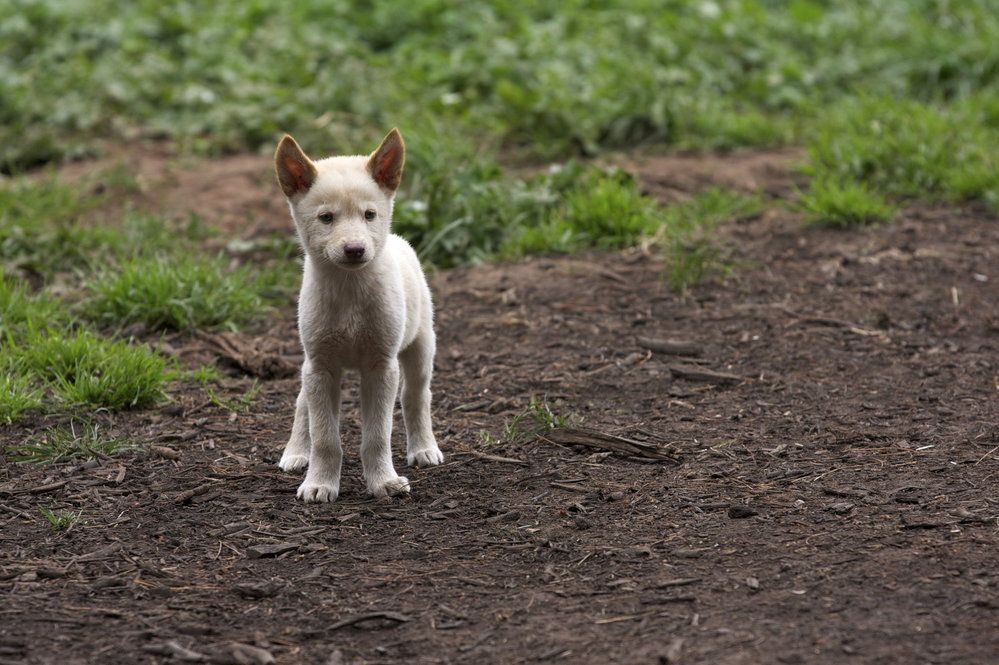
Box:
(210, 643), (275, 665)
(246, 542), (301, 559)
(328, 611), (411, 631)
(550, 481), (592, 494)
(663, 638), (684, 664)
(142, 641), (205, 662)
(71, 543), (122, 563)
(668, 363), (743, 385)
(654, 577), (701, 588)
(636, 336), (702, 357)
(149, 445), (181, 460)
(485, 510), (521, 524)
(234, 580), (283, 599)
(173, 483), (218, 504)
(11, 480), (70, 495)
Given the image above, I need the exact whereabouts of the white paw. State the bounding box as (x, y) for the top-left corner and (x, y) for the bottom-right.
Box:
(407, 446), (444, 467)
(368, 474), (410, 498)
(297, 479), (338, 503)
(278, 453), (309, 472)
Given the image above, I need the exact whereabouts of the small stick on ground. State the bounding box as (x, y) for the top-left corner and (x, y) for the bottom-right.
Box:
(540, 427), (678, 461)
(668, 364), (743, 385)
(17, 480), (69, 495)
(173, 482), (218, 504)
(636, 336), (702, 357)
(328, 611), (412, 631)
(462, 451), (529, 466)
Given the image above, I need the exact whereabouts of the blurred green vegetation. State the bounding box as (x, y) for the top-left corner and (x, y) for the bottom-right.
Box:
(5, 0), (999, 166)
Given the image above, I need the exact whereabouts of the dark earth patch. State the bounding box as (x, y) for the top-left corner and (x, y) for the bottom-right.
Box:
(2, 174), (997, 663)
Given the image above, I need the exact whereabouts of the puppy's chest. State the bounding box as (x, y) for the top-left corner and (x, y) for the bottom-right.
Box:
(301, 302), (395, 365)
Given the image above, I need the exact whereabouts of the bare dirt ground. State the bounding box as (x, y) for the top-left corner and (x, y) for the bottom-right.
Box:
(2, 150), (998, 664)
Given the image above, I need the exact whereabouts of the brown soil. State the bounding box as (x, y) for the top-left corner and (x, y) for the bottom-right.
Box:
(49, 141), (284, 235)
(2, 151), (998, 665)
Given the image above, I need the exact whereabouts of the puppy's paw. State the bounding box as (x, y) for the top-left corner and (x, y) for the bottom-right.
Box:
(278, 453), (309, 473)
(297, 480), (338, 503)
(368, 474), (410, 498)
(407, 446), (444, 467)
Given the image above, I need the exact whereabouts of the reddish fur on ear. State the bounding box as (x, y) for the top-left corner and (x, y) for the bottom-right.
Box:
(367, 128), (405, 192)
(275, 134), (317, 197)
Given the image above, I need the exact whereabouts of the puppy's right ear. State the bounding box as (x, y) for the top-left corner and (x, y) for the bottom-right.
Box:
(275, 135), (317, 198)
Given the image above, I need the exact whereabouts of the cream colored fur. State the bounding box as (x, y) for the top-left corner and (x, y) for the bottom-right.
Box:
(274, 130), (443, 503)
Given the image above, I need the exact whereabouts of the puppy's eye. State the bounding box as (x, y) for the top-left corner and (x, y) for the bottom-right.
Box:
(317, 211), (335, 224)
(364, 209), (377, 221)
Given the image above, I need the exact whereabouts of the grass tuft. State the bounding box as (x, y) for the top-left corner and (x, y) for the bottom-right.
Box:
(500, 168), (662, 257)
(805, 96), (999, 205)
(662, 189), (764, 293)
(204, 380), (262, 414)
(17, 330), (167, 410)
(86, 255), (266, 332)
(485, 397), (576, 446)
(38, 506), (83, 531)
(0, 276), (69, 339)
(799, 180), (896, 228)
(0, 374), (43, 424)
(12, 421), (138, 464)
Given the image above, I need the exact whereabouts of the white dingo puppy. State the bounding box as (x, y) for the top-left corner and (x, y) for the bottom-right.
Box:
(274, 129), (443, 503)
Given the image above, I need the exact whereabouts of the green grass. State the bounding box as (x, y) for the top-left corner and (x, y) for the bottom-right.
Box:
(662, 189), (764, 293)
(1, 273), (171, 418)
(0, 178), (113, 277)
(11, 422), (138, 464)
(0, 374), (43, 424)
(204, 379), (261, 414)
(804, 96), (999, 209)
(86, 255), (267, 331)
(6, 1), (999, 171)
(498, 167), (661, 258)
(38, 506), (83, 531)
(799, 179), (896, 228)
(0, 276), (68, 338)
(482, 397), (576, 446)
(15, 329), (167, 410)
(0, 179), (293, 423)
(0, 178), (224, 283)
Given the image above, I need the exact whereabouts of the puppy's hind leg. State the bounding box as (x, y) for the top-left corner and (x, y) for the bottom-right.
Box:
(400, 331), (443, 467)
(278, 368), (311, 472)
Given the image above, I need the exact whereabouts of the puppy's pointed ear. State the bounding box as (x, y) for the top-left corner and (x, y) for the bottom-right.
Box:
(367, 128), (405, 192)
(275, 134), (317, 198)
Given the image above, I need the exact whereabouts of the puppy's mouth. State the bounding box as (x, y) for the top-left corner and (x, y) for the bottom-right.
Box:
(335, 256), (371, 270)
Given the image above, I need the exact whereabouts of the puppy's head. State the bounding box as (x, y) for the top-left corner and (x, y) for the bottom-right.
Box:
(275, 129), (405, 271)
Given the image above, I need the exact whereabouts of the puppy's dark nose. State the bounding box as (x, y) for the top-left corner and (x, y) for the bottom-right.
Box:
(343, 243), (366, 260)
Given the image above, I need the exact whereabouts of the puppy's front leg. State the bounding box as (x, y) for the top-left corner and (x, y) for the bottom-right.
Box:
(360, 359), (410, 497)
(297, 368), (343, 503)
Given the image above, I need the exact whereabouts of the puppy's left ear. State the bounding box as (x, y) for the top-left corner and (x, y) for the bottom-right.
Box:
(367, 128), (405, 192)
